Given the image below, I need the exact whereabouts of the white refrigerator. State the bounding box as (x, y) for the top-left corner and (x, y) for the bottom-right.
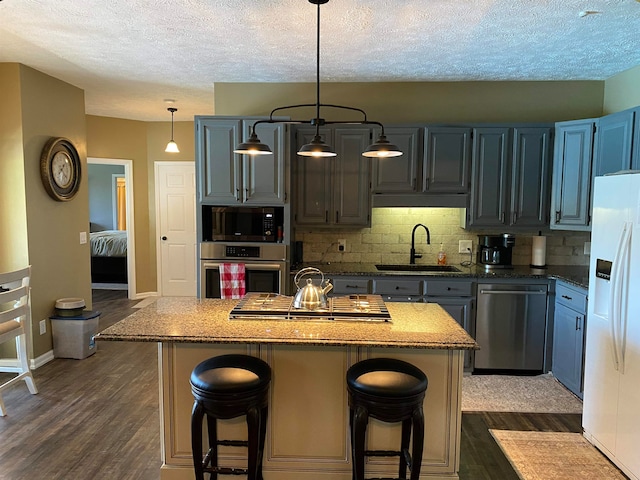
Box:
(583, 171), (640, 480)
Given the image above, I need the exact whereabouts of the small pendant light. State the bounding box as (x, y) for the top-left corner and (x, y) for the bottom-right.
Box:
(165, 107), (179, 153)
(362, 133), (403, 158)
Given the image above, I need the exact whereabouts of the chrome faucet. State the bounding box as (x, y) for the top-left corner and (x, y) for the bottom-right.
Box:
(410, 224), (431, 264)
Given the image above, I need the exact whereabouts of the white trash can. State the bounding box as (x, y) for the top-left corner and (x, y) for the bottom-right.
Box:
(50, 310), (101, 359)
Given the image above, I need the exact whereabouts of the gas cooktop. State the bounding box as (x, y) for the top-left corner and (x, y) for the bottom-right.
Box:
(229, 293), (391, 322)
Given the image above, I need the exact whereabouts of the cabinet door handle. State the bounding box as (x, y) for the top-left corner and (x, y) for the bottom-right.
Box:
(512, 211), (517, 224)
(500, 211), (505, 223)
(576, 316), (581, 331)
(325, 211), (329, 222)
(335, 211), (338, 223)
(235, 188), (240, 200)
(345, 285), (361, 289)
(562, 294), (573, 300)
(555, 210), (561, 223)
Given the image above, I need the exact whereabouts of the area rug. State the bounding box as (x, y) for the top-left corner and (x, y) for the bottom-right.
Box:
(490, 430), (626, 480)
(462, 373), (583, 413)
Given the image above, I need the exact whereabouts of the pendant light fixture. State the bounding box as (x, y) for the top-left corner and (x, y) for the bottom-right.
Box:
(165, 107), (180, 153)
(234, 0), (402, 159)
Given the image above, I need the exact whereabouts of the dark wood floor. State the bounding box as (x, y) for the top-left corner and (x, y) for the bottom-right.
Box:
(0, 290), (584, 479)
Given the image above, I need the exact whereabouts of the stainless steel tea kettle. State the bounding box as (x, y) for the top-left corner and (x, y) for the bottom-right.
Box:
(292, 266), (333, 310)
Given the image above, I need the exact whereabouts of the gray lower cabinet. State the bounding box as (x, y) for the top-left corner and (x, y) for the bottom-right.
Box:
(550, 119), (596, 230)
(552, 281), (587, 398)
(294, 126), (372, 227)
(466, 126), (552, 229)
(330, 277), (371, 296)
(372, 278), (424, 302)
(196, 117), (286, 205)
(424, 279), (476, 370)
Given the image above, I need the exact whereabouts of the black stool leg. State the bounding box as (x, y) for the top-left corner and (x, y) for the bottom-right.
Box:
(410, 406), (425, 480)
(206, 414), (218, 480)
(257, 405), (268, 480)
(191, 401), (206, 480)
(352, 405), (369, 480)
(246, 406), (260, 480)
(399, 418), (412, 479)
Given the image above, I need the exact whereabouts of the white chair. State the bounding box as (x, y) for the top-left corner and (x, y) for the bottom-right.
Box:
(0, 266), (38, 416)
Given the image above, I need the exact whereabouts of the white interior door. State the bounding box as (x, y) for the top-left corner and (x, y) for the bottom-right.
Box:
(156, 162), (196, 296)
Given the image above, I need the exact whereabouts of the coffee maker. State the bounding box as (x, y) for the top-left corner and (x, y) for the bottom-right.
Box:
(478, 234), (516, 268)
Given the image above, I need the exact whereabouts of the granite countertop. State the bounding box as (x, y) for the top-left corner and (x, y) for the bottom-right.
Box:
(293, 263), (590, 289)
(96, 297), (478, 351)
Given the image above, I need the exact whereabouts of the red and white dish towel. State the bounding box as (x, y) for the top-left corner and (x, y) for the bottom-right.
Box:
(219, 263), (246, 299)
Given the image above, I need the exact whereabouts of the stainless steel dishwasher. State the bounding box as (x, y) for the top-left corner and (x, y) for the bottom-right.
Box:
(474, 282), (549, 371)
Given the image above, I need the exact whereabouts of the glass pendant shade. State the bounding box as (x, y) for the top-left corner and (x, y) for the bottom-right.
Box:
(165, 140), (179, 153)
(233, 133), (273, 155)
(165, 107), (179, 153)
(362, 134), (403, 158)
(297, 135), (337, 157)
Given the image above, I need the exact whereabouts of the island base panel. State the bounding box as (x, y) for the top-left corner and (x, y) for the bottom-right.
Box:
(160, 343), (463, 480)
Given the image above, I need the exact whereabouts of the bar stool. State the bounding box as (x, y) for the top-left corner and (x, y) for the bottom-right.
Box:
(190, 354), (271, 480)
(346, 358), (428, 480)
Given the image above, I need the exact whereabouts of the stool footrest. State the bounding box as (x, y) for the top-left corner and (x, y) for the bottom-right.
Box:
(364, 449), (401, 457)
(216, 439), (249, 447)
(203, 466), (248, 476)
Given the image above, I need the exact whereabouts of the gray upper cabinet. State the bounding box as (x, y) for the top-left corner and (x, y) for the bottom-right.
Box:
(467, 126), (552, 229)
(196, 117), (286, 205)
(510, 127), (553, 228)
(371, 126), (421, 193)
(467, 127), (510, 227)
(423, 126), (472, 193)
(593, 109), (635, 177)
(294, 126), (372, 227)
(550, 119), (596, 231)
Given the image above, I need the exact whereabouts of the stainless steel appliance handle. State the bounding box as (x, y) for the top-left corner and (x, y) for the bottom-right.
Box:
(202, 262), (284, 271)
(479, 289), (547, 295)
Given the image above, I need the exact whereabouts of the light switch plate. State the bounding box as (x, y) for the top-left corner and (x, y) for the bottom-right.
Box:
(458, 240), (473, 253)
(79, 231), (87, 244)
(39, 319), (46, 335)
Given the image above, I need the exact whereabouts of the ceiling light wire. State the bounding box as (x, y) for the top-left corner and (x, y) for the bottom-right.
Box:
(234, 0), (402, 159)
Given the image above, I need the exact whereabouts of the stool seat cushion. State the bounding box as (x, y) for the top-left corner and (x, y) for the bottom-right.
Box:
(347, 357), (427, 398)
(190, 354), (271, 394)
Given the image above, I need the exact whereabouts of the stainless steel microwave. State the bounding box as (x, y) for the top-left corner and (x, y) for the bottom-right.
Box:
(202, 206), (284, 242)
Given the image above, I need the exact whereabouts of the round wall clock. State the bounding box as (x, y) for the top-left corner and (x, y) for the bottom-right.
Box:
(40, 137), (82, 201)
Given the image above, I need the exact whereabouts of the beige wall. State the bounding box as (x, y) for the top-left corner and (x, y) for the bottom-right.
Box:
(0, 64), (28, 270)
(603, 65), (640, 114)
(0, 64), (91, 359)
(213, 81), (604, 122)
(85, 116), (195, 294)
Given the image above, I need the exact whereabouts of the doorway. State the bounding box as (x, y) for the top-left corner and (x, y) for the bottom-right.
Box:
(87, 158), (136, 299)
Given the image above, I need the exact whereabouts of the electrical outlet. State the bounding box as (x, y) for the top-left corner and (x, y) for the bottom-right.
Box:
(458, 240), (473, 253)
(39, 319), (46, 335)
(338, 239), (346, 252)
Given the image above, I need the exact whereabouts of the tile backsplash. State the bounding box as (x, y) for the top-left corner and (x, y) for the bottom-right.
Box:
(295, 208), (591, 267)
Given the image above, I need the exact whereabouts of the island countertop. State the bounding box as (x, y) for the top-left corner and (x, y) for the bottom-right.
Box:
(96, 297), (477, 350)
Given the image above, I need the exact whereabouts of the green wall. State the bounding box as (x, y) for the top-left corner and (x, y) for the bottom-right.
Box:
(213, 81), (605, 122)
(603, 65), (640, 114)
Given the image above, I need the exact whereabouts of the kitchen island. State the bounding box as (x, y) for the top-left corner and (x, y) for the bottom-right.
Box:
(97, 297), (477, 480)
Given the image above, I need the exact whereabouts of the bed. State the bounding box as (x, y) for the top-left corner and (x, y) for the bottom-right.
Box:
(90, 230), (128, 284)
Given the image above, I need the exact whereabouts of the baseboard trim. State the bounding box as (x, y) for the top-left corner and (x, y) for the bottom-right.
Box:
(135, 291), (158, 300)
(0, 349), (54, 371)
(32, 350), (55, 369)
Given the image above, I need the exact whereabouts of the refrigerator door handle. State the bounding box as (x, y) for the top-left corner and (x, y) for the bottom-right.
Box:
(609, 223), (629, 372)
(618, 222), (632, 374)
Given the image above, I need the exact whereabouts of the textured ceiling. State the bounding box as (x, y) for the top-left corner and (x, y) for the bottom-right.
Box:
(1, 0), (639, 121)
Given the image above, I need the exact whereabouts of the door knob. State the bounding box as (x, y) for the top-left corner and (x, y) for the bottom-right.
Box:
(162, 236), (167, 241)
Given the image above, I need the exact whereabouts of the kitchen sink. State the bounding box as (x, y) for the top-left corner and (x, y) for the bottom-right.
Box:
(375, 264), (462, 273)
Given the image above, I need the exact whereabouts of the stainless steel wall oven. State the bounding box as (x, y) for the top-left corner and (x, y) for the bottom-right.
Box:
(199, 243), (288, 298)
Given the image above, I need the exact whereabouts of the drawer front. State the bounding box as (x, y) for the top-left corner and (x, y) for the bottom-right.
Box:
(424, 280), (474, 297)
(556, 282), (587, 313)
(373, 279), (423, 296)
(331, 278), (370, 295)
